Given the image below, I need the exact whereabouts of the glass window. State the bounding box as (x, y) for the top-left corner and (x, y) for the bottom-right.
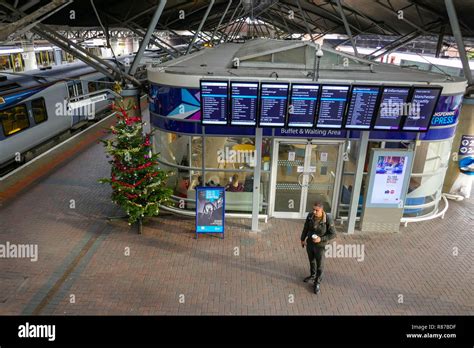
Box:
(67, 84), (75, 97)
(0, 55), (11, 70)
(31, 98), (48, 124)
(1, 104), (29, 136)
(404, 139), (452, 217)
(88, 81), (97, 93)
(76, 81), (83, 95)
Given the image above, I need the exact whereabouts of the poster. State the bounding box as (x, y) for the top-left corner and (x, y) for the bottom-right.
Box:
(370, 155), (409, 205)
(288, 152), (296, 161)
(195, 187), (225, 237)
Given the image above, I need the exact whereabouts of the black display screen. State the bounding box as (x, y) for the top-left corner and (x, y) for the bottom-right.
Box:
(287, 84), (319, 128)
(344, 86), (381, 129)
(402, 87), (442, 131)
(230, 81), (259, 126)
(258, 83), (289, 127)
(316, 85), (350, 129)
(374, 86), (411, 130)
(200, 80), (228, 125)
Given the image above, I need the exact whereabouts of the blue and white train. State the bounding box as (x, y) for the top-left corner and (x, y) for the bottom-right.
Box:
(0, 56), (142, 173)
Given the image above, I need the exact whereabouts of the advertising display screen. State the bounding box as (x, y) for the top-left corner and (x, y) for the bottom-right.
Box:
(195, 187), (225, 237)
(402, 87), (442, 131)
(230, 81), (259, 126)
(370, 155), (409, 206)
(344, 86), (381, 129)
(316, 85), (350, 129)
(374, 86), (411, 130)
(200, 80), (228, 125)
(258, 82), (289, 127)
(287, 84), (320, 128)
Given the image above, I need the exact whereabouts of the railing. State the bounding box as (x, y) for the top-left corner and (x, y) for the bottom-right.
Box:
(400, 194), (449, 227)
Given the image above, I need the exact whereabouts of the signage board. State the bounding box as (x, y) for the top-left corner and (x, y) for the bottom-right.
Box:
(316, 85), (350, 129)
(344, 85), (381, 130)
(366, 149), (413, 208)
(230, 81), (259, 126)
(258, 82), (289, 127)
(287, 83), (319, 128)
(200, 80), (228, 125)
(195, 186), (225, 238)
(373, 86), (411, 131)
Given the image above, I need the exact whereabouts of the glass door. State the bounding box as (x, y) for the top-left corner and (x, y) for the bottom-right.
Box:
(304, 143), (341, 214)
(273, 142), (307, 218)
(271, 140), (342, 218)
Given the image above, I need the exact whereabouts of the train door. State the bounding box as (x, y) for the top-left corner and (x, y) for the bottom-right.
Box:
(67, 81), (86, 126)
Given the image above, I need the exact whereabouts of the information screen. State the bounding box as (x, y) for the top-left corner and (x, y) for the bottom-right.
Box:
(402, 87), (442, 131)
(258, 83), (289, 127)
(287, 84), (319, 128)
(374, 86), (411, 130)
(316, 85), (350, 128)
(344, 86), (381, 129)
(230, 81), (259, 126)
(200, 80), (228, 125)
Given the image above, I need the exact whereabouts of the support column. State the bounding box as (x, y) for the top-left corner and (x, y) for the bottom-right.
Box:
(129, 0), (167, 76)
(445, 0), (473, 85)
(21, 41), (37, 71)
(251, 127), (263, 232)
(346, 131), (369, 234)
(185, 0), (215, 55)
(335, 0), (358, 56)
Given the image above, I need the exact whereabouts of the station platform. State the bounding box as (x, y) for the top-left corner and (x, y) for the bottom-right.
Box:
(0, 120), (472, 315)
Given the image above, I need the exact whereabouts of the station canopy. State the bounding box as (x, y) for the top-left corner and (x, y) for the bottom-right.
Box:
(3, 0), (474, 38)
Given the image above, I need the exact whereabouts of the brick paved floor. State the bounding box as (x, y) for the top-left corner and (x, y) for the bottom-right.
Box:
(0, 133), (473, 315)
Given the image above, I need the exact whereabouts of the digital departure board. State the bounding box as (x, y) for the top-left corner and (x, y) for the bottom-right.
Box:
(287, 84), (319, 128)
(200, 80), (228, 125)
(402, 87), (442, 132)
(258, 83), (289, 127)
(374, 86), (411, 130)
(344, 86), (381, 129)
(316, 85), (350, 129)
(230, 81), (259, 126)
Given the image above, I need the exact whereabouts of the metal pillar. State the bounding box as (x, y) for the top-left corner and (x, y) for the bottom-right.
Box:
(186, 0), (215, 55)
(296, 0), (314, 42)
(435, 25), (445, 58)
(445, 0), (473, 85)
(251, 127), (263, 232)
(129, 0), (167, 76)
(220, 1), (242, 42)
(211, 0), (232, 43)
(335, 0), (358, 56)
(346, 131), (369, 234)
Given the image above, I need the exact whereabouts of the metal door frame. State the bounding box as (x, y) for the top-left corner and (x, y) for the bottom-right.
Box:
(269, 138), (344, 219)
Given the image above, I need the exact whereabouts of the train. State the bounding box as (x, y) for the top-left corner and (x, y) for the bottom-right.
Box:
(0, 54), (147, 175)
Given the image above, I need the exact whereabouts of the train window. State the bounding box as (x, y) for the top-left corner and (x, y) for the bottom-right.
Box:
(0, 104), (29, 136)
(31, 98), (48, 124)
(68, 83), (75, 97)
(67, 81), (84, 98)
(0, 55), (11, 70)
(88, 81), (97, 93)
(76, 82), (83, 95)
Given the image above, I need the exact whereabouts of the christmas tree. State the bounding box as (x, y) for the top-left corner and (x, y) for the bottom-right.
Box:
(100, 103), (172, 230)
